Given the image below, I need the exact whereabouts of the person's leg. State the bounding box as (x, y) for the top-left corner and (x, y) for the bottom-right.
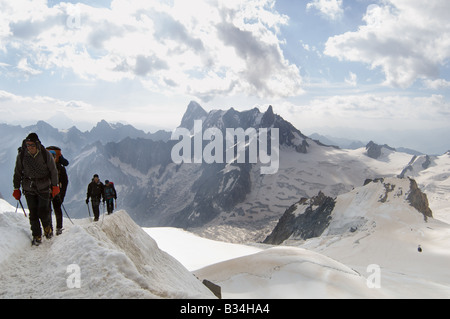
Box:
(107, 200), (113, 214)
(92, 199), (100, 221)
(52, 196), (63, 231)
(37, 194), (52, 238)
(25, 194), (41, 238)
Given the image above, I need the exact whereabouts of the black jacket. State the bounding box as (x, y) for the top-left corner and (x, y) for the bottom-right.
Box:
(86, 180), (104, 202)
(13, 141), (59, 195)
(56, 162), (69, 202)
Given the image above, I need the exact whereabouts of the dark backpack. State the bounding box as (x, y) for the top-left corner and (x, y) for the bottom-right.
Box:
(104, 182), (116, 200)
(46, 146), (69, 166)
(46, 146), (69, 201)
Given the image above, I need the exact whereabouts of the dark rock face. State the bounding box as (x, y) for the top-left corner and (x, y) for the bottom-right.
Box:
(399, 155), (433, 178)
(422, 155), (431, 170)
(170, 163), (252, 228)
(407, 178), (433, 220)
(365, 141), (396, 159)
(160, 102), (313, 227)
(263, 191), (336, 245)
(202, 279), (222, 299)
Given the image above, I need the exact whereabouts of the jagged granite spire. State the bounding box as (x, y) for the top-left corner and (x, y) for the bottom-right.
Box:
(261, 105), (275, 127)
(180, 101), (208, 130)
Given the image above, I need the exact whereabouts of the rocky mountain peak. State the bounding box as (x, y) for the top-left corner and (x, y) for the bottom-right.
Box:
(366, 141), (396, 159)
(180, 101), (208, 129)
(261, 105), (275, 127)
(176, 101), (312, 154)
(264, 191), (336, 245)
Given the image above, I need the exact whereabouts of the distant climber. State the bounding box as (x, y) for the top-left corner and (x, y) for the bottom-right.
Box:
(86, 174), (104, 222)
(104, 180), (117, 215)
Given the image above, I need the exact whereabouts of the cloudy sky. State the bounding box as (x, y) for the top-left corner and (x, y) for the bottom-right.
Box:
(0, 0), (449, 153)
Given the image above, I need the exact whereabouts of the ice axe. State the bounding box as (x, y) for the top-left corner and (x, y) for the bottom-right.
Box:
(16, 199), (27, 217)
(61, 203), (75, 225)
(86, 201), (91, 218)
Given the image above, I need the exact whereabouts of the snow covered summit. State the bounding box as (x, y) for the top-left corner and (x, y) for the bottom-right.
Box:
(264, 177), (434, 245)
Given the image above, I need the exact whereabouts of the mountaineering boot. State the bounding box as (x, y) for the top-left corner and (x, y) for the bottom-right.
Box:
(56, 228), (63, 236)
(44, 226), (53, 239)
(32, 236), (42, 246)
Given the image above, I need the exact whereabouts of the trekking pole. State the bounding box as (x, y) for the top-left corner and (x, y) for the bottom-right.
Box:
(18, 199), (27, 217)
(86, 202), (91, 218)
(61, 203), (75, 225)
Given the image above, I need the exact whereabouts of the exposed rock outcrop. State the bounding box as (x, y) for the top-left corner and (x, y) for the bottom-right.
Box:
(406, 178), (433, 220)
(366, 141), (396, 159)
(263, 191), (335, 245)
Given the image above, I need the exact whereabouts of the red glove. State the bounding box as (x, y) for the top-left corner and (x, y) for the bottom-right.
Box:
(13, 189), (21, 200)
(52, 186), (60, 198)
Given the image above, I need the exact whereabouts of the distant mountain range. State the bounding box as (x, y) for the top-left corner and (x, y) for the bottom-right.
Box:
(309, 133), (424, 156)
(1, 101), (449, 238)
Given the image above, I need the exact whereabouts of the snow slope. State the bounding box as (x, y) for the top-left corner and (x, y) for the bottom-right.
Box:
(290, 177), (450, 298)
(146, 226), (387, 298)
(0, 200), (214, 299)
(194, 246), (387, 299)
(144, 227), (262, 271)
(147, 178), (450, 299)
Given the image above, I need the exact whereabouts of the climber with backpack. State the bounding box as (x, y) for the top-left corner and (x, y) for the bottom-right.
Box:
(13, 133), (60, 245)
(104, 180), (117, 215)
(47, 146), (69, 235)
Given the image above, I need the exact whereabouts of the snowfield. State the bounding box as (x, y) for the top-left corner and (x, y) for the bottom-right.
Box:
(148, 177), (450, 299)
(1, 190), (450, 299)
(194, 247), (387, 299)
(144, 227), (263, 271)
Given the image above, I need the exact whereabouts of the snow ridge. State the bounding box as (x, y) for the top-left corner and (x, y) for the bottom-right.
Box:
(0, 201), (214, 299)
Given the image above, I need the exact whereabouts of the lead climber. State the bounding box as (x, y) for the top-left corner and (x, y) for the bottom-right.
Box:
(13, 133), (60, 245)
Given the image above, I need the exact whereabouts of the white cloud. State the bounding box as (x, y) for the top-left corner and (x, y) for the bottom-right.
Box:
(324, 0), (450, 88)
(423, 79), (450, 90)
(17, 58), (42, 77)
(306, 0), (344, 21)
(0, 89), (189, 131)
(276, 93), (450, 134)
(0, 0), (302, 100)
(0, 89), (93, 115)
(345, 72), (357, 86)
